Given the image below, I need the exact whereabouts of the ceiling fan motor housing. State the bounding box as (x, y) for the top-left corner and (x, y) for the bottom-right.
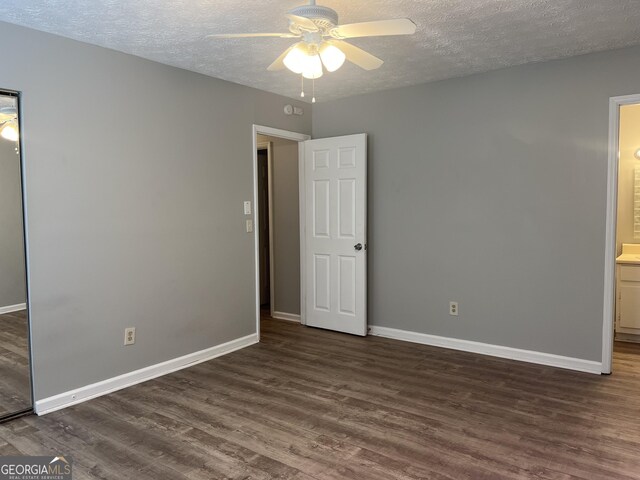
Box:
(289, 4), (339, 31)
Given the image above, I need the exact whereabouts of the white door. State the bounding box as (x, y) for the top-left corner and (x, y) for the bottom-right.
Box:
(303, 134), (367, 335)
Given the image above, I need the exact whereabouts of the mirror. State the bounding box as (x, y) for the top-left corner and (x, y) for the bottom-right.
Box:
(0, 91), (31, 420)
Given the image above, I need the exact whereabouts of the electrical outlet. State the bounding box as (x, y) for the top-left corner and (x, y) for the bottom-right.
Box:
(449, 302), (459, 316)
(124, 327), (136, 346)
(246, 219), (253, 233)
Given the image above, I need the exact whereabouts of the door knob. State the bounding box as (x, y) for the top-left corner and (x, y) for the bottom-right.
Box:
(354, 243), (363, 251)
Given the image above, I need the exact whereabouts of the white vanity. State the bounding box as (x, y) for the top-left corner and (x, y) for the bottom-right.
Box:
(616, 243), (640, 342)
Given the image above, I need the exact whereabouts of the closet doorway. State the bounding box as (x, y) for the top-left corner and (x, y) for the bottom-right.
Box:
(0, 89), (32, 422)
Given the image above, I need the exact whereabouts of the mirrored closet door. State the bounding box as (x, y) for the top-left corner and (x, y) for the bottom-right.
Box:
(0, 90), (32, 421)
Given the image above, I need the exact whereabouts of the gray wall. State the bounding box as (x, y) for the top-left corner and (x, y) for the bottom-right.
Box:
(0, 130), (26, 308)
(616, 103), (640, 254)
(0, 21), (310, 400)
(313, 46), (640, 362)
(256, 134), (301, 316)
(271, 137), (300, 315)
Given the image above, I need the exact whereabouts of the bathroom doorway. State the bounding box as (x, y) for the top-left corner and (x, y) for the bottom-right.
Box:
(615, 103), (640, 344)
(604, 95), (640, 374)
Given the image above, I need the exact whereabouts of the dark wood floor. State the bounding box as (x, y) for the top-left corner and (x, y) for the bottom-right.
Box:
(2, 317), (640, 479)
(0, 310), (31, 416)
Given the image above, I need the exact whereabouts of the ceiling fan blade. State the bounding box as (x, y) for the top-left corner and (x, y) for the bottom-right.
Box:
(285, 14), (319, 32)
(267, 44), (298, 71)
(330, 40), (383, 70)
(330, 19), (416, 39)
(207, 32), (298, 39)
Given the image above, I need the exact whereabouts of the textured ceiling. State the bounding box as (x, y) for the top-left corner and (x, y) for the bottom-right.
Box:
(1, 1), (640, 102)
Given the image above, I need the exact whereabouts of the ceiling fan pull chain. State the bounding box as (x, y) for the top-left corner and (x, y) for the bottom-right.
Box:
(312, 78), (316, 103)
(300, 74), (305, 98)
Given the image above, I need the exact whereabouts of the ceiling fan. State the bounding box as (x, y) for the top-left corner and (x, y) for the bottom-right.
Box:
(208, 0), (416, 99)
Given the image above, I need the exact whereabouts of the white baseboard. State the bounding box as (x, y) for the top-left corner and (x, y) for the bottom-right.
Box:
(0, 303), (26, 314)
(35, 333), (258, 415)
(369, 326), (602, 375)
(271, 311), (300, 323)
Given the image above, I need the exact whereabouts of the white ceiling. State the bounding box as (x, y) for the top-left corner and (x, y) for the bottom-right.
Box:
(1, 0), (640, 102)
(0, 96), (16, 109)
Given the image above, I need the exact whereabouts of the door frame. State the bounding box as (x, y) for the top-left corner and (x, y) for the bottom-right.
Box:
(256, 140), (275, 318)
(602, 93), (640, 374)
(252, 125), (310, 340)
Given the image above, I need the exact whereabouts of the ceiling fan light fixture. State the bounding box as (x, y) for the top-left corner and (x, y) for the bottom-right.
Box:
(0, 121), (19, 142)
(284, 43), (324, 79)
(319, 43), (346, 72)
(302, 54), (323, 79)
(283, 43), (308, 74)
(208, 1), (417, 98)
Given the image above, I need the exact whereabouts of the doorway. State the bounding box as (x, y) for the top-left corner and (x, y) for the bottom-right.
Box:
(252, 126), (310, 338)
(604, 94), (640, 374)
(252, 126), (369, 339)
(0, 89), (33, 422)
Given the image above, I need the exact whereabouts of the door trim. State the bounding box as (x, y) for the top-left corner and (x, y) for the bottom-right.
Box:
(252, 126), (310, 340)
(603, 93), (640, 374)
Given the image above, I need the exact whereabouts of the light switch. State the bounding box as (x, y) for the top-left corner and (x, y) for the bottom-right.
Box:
(246, 219), (253, 233)
(243, 201), (252, 215)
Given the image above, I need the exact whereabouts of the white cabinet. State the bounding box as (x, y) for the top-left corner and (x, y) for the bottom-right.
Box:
(616, 244), (640, 340)
(618, 281), (640, 330)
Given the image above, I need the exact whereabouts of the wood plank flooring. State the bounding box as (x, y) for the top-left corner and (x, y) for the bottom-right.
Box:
(2, 317), (640, 479)
(0, 310), (31, 416)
